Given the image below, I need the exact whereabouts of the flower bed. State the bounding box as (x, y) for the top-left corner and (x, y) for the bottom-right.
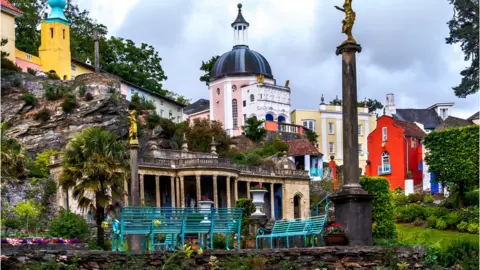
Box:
(1, 237), (83, 245)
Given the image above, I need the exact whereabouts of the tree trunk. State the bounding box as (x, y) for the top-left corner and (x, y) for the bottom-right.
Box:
(96, 199), (105, 249)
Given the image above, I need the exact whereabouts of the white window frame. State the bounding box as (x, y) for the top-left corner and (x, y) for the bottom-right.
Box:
(26, 54), (32, 61)
(382, 127), (388, 142)
(302, 120), (316, 132)
(411, 138), (416, 148)
(329, 142), (335, 154)
(250, 94), (255, 102)
(232, 99), (238, 129)
(358, 143), (363, 156)
(358, 124), (363, 136)
(328, 122), (334, 134)
(71, 64), (76, 71)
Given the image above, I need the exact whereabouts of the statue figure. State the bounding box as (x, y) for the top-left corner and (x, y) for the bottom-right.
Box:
(285, 80), (290, 88)
(335, 0), (356, 44)
(256, 74), (264, 83)
(129, 110), (139, 145)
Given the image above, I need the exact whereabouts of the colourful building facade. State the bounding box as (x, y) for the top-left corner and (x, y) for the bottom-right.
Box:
(1, 0), (23, 62)
(366, 115), (424, 190)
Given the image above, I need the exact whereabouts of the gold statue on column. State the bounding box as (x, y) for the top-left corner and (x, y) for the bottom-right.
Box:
(335, 0), (356, 44)
(129, 110), (139, 145)
(256, 74), (264, 83)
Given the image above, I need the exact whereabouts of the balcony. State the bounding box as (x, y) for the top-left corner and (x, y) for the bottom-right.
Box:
(378, 164), (391, 175)
(262, 121), (307, 135)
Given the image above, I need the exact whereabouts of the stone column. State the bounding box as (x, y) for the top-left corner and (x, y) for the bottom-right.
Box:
(123, 179), (129, 206)
(213, 175), (218, 208)
(196, 175), (201, 203)
(246, 181), (250, 199)
(139, 174), (145, 206)
(155, 175), (160, 207)
(129, 138), (141, 251)
(330, 42), (374, 246)
(170, 176), (175, 207)
(175, 176), (180, 208)
(180, 176), (185, 207)
(234, 178), (238, 202)
(226, 176), (231, 208)
(270, 183), (275, 219)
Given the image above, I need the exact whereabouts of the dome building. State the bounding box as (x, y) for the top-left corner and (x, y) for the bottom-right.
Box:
(207, 3), (292, 136)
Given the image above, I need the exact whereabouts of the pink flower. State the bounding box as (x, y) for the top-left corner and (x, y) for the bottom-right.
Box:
(0, 255), (8, 261)
(6, 238), (21, 246)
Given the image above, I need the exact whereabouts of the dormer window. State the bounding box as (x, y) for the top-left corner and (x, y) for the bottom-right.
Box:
(440, 108), (448, 120)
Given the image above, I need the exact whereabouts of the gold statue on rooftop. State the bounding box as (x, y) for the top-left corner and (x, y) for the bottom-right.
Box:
(335, 0), (356, 44)
(129, 110), (139, 145)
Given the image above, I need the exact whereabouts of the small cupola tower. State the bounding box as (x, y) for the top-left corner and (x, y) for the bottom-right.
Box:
(38, 0), (71, 80)
(231, 3), (249, 46)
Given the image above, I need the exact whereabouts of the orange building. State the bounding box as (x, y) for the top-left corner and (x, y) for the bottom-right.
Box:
(366, 115), (425, 190)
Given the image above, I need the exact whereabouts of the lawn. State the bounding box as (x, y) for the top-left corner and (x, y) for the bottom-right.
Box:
(396, 224), (479, 247)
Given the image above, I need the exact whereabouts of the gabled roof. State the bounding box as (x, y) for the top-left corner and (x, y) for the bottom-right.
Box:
(184, 99), (210, 115)
(394, 108), (442, 130)
(285, 139), (322, 157)
(393, 119), (425, 138)
(467, 111), (479, 120)
(1, 0), (23, 17)
(435, 116), (474, 131)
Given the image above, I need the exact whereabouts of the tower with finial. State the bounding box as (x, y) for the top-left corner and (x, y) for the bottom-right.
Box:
(232, 3), (249, 46)
(38, 0), (71, 80)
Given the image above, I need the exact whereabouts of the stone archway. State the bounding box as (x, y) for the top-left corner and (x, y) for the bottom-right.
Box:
(293, 192), (303, 219)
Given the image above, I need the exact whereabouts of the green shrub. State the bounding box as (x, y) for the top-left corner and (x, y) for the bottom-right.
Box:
(34, 109), (51, 122)
(44, 84), (71, 100)
(47, 72), (60, 80)
(407, 193), (424, 203)
(423, 194), (434, 203)
(13, 78), (22, 87)
(146, 113), (161, 129)
(235, 198), (255, 235)
(437, 240), (479, 269)
(445, 211), (463, 229)
(412, 218), (424, 227)
(27, 67), (37, 75)
(78, 85), (86, 97)
(22, 93), (37, 106)
(48, 208), (89, 239)
(360, 176), (397, 240)
(61, 94), (78, 113)
(457, 221), (469, 232)
(84, 92), (94, 101)
(4, 218), (21, 229)
(1, 57), (20, 71)
(392, 191), (408, 207)
(395, 204), (426, 223)
(464, 206), (479, 224)
(244, 152), (263, 166)
(129, 93), (156, 112)
(464, 189), (479, 207)
(426, 215), (437, 228)
(435, 218), (447, 230)
(467, 223), (479, 234)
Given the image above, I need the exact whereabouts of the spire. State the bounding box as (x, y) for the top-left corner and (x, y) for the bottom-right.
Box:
(231, 3), (249, 46)
(46, 0), (70, 25)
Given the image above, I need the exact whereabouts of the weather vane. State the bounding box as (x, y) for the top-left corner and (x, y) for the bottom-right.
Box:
(334, 0), (356, 44)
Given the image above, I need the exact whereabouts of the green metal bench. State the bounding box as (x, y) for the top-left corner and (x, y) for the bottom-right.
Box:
(182, 208), (213, 250)
(306, 215), (327, 247)
(150, 208), (185, 251)
(284, 218), (311, 248)
(256, 219), (290, 249)
(113, 206), (155, 251)
(209, 208), (243, 250)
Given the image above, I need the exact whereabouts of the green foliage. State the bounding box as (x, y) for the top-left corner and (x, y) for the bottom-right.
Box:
(9, 0), (45, 56)
(242, 117), (266, 143)
(61, 94), (78, 113)
(78, 85), (86, 97)
(48, 208), (89, 239)
(44, 84), (71, 100)
(13, 78), (23, 87)
(435, 240), (479, 269)
(34, 108), (51, 122)
(22, 93), (37, 106)
(435, 218), (448, 230)
(27, 67), (37, 75)
(464, 189), (479, 206)
(329, 97), (384, 113)
(182, 118), (231, 155)
(1, 57), (20, 72)
(445, 211), (463, 229)
(128, 93), (156, 112)
(199, 55), (220, 85)
(244, 152), (263, 166)
(35, 149), (58, 178)
(47, 72), (61, 80)
(12, 200), (41, 230)
(305, 129), (318, 145)
(360, 176), (396, 240)
(467, 223), (479, 234)
(146, 112), (161, 129)
(1, 121), (30, 179)
(23, 260), (78, 270)
(457, 221), (468, 232)
(423, 126), (479, 207)
(235, 198), (255, 235)
(4, 218), (21, 229)
(395, 204), (426, 223)
(446, 0), (479, 97)
(423, 194), (434, 203)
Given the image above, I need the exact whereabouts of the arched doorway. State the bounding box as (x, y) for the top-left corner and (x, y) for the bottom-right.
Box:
(278, 115), (286, 123)
(265, 113), (274, 121)
(293, 193), (303, 219)
(63, 75), (67, 80)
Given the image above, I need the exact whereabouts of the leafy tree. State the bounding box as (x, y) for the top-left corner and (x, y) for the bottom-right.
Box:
(328, 97), (384, 113)
(183, 118), (231, 155)
(242, 117), (266, 143)
(1, 121), (30, 180)
(305, 130), (318, 146)
(1, 38), (9, 59)
(446, 0), (479, 97)
(10, 0), (47, 55)
(12, 200), (41, 230)
(329, 96), (342, 106)
(199, 55), (220, 85)
(423, 125), (479, 207)
(59, 127), (129, 247)
(35, 149), (59, 178)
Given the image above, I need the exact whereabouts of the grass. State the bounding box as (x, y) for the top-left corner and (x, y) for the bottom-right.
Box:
(396, 224), (478, 247)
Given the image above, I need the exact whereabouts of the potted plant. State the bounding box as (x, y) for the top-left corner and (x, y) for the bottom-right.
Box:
(323, 223), (347, 246)
(245, 234), (256, 249)
(250, 184), (267, 216)
(191, 238), (200, 251)
(234, 234), (246, 249)
(198, 195), (213, 223)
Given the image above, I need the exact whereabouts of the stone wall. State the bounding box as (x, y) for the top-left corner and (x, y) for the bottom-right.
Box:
(1, 246), (426, 269)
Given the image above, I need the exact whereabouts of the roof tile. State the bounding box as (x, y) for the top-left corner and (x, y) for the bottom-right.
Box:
(393, 119), (425, 138)
(1, 0), (23, 15)
(285, 139), (322, 157)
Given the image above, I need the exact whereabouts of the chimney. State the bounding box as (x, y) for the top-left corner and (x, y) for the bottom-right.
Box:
(385, 93), (396, 116)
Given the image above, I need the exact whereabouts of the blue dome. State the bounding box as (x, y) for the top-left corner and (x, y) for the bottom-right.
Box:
(46, 0), (69, 25)
(210, 45), (273, 81)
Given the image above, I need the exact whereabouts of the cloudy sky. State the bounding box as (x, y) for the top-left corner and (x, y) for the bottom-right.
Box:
(77, 0), (478, 118)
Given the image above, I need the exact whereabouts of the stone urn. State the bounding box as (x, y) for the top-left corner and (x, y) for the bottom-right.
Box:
(250, 189), (267, 216)
(198, 199), (214, 223)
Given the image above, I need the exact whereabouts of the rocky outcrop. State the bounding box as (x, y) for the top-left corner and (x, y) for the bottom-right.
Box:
(1, 72), (129, 154)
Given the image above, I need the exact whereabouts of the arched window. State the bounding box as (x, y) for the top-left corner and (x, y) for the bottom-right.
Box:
(250, 94), (254, 102)
(216, 88), (220, 95)
(278, 115), (286, 123)
(265, 113), (274, 121)
(232, 85), (237, 92)
(232, 99), (238, 129)
(381, 151), (391, 174)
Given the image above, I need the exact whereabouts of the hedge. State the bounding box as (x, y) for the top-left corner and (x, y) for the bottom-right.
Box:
(360, 176), (397, 240)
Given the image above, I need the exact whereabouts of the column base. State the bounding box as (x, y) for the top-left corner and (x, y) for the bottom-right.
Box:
(330, 189), (374, 246)
(248, 215), (268, 235)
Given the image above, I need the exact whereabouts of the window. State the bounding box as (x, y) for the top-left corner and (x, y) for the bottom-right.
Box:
(358, 124), (363, 136)
(50, 28), (54, 38)
(243, 114), (246, 122)
(411, 138), (416, 148)
(440, 108), (448, 119)
(328, 122), (334, 134)
(250, 94), (254, 102)
(63, 29), (65, 39)
(217, 88), (220, 95)
(232, 85), (237, 92)
(379, 151), (391, 175)
(71, 64), (76, 71)
(232, 99), (238, 129)
(302, 120), (315, 132)
(71, 75), (75, 80)
(329, 142), (335, 154)
(358, 143), (363, 155)
(160, 109), (164, 116)
(26, 54), (32, 61)
(382, 127), (387, 141)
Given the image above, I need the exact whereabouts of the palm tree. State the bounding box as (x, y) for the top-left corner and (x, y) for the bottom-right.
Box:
(59, 127), (129, 248)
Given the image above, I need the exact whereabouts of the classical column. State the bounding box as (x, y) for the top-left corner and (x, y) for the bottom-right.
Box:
(213, 175), (218, 208)
(139, 174), (145, 206)
(128, 112), (141, 251)
(246, 182), (250, 199)
(155, 175), (160, 207)
(175, 176), (180, 208)
(123, 179), (128, 206)
(234, 178), (238, 202)
(226, 176), (231, 208)
(170, 176), (175, 207)
(196, 175), (201, 203)
(180, 176), (185, 207)
(270, 183), (275, 220)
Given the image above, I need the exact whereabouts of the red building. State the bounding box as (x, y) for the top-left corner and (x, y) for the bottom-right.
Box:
(366, 116), (425, 190)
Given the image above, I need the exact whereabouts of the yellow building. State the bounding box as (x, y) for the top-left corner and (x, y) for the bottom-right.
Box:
(1, 0), (23, 62)
(291, 100), (377, 168)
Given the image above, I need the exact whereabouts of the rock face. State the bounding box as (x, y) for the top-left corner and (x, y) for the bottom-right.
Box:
(1, 72), (129, 153)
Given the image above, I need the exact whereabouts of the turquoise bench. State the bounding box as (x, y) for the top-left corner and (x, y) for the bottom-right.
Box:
(306, 215), (327, 247)
(256, 219), (290, 248)
(151, 208), (185, 251)
(209, 208), (243, 250)
(284, 218), (311, 248)
(114, 206), (155, 251)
